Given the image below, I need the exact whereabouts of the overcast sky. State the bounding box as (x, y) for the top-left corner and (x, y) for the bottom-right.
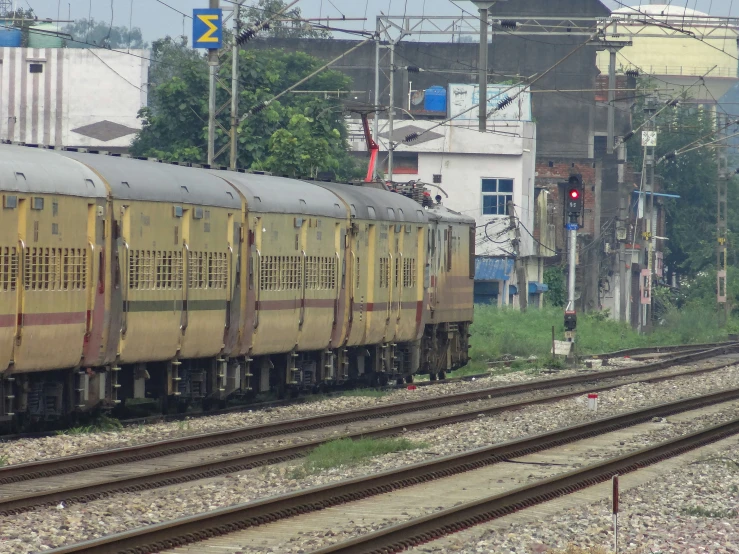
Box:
(19, 1), (739, 43)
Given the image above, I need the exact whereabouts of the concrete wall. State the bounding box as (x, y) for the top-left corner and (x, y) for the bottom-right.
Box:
(250, 20), (606, 158)
(0, 48), (149, 148)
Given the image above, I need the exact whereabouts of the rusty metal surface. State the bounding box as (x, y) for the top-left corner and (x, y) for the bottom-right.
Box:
(45, 386), (739, 554)
(2, 345), (737, 487)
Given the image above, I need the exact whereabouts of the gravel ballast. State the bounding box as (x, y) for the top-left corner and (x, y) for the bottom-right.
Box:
(1, 363), (739, 554)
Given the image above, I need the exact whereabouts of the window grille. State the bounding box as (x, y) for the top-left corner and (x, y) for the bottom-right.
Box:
(395, 257), (400, 288)
(403, 258), (416, 288)
(24, 247), (85, 291)
(208, 252), (228, 289)
(129, 250), (182, 290)
(0, 247), (18, 292)
(260, 255), (303, 291)
(355, 256), (360, 289)
(379, 258), (389, 289)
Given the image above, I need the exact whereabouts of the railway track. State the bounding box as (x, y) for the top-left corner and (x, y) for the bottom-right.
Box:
(1, 346), (736, 490)
(1, 341), (728, 442)
(3, 352), (738, 516)
(42, 386), (739, 554)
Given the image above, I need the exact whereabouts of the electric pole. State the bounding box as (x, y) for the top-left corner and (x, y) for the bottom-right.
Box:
(229, 1), (241, 170)
(640, 95), (657, 333)
(476, 2), (490, 132)
(717, 112), (729, 326)
(207, 0), (220, 166)
(387, 41), (396, 183)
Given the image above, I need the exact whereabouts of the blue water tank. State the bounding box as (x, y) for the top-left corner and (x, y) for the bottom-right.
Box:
(0, 22), (22, 47)
(424, 86), (447, 113)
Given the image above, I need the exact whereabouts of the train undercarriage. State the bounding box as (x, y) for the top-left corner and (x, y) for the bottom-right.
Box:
(0, 322), (471, 431)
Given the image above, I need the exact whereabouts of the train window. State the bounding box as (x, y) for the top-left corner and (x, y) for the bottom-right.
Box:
(52, 201), (58, 216)
(350, 204), (357, 217)
(129, 250), (182, 290)
(387, 208), (395, 219)
(0, 247), (18, 292)
(394, 258), (400, 288)
(403, 258), (416, 288)
(379, 258), (389, 289)
(3, 195), (17, 209)
(397, 208), (404, 221)
(207, 253), (228, 289)
(173, 206), (183, 218)
(31, 197), (44, 210)
(355, 256), (360, 289)
(23, 247), (87, 291)
(181, 186), (189, 193)
(367, 206), (376, 219)
(194, 207), (204, 219)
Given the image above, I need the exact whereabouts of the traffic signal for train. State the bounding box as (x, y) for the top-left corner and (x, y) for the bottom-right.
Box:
(565, 174), (583, 218)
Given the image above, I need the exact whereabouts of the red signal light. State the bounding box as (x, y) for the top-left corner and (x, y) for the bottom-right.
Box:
(568, 188), (580, 200)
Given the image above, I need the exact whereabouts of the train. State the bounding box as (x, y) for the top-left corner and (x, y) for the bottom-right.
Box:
(0, 143), (475, 425)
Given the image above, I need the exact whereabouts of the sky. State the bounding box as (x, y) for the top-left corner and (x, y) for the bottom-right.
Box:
(15, 0), (739, 44)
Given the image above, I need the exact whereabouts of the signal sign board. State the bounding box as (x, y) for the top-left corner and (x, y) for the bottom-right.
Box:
(193, 8), (223, 49)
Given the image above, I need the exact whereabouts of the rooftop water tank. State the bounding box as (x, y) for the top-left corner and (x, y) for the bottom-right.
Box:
(424, 86), (447, 113)
(0, 22), (22, 47)
(29, 22), (63, 48)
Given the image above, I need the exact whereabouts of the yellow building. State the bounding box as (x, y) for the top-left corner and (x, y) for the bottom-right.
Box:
(597, 4), (739, 101)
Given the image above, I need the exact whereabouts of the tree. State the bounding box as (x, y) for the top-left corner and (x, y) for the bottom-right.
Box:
(130, 37), (360, 180)
(62, 19), (147, 49)
(242, 0), (331, 39)
(628, 79), (739, 277)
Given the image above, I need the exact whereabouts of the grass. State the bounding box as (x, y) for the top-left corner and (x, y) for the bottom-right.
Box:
(467, 304), (735, 373)
(292, 437), (426, 477)
(683, 505), (738, 519)
(56, 414), (123, 436)
(340, 389), (390, 398)
(0, 455), (7, 467)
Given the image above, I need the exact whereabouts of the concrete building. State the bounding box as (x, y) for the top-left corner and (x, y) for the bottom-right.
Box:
(598, 4), (739, 103)
(0, 48), (149, 149)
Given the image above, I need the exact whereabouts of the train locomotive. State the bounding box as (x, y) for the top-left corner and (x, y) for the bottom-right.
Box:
(0, 144), (474, 425)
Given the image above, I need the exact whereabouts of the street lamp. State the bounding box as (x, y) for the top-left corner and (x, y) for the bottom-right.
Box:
(469, 1), (506, 132)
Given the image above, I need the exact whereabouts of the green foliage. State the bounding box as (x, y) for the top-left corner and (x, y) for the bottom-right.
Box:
(341, 389), (390, 398)
(62, 18), (147, 48)
(683, 505), (738, 519)
(467, 304), (736, 368)
(56, 414), (123, 436)
(543, 267), (565, 307)
(243, 0), (331, 39)
(629, 79), (739, 276)
(130, 37), (360, 179)
(0, 455), (7, 467)
(298, 438), (425, 474)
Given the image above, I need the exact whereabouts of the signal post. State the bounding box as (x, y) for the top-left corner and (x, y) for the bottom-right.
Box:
(563, 175), (584, 343)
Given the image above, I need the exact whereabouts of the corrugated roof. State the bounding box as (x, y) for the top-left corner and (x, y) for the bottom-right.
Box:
(475, 257), (514, 281)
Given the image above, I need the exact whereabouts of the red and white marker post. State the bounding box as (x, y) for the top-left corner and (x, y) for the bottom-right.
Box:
(588, 393), (599, 411)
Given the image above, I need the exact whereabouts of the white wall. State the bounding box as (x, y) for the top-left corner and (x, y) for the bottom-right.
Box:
(372, 119), (537, 258)
(0, 48), (149, 148)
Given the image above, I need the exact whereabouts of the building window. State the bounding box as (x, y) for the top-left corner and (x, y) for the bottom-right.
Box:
(481, 178), (513, 216)
(29, 63), (43, 74)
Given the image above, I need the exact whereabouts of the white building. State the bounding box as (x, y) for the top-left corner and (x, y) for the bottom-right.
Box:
(0, 48), (149, 148)
(348, 88), (545, 307)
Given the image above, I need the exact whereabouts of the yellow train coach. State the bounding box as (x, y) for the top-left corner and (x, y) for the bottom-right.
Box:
(0, 144), (475, 424)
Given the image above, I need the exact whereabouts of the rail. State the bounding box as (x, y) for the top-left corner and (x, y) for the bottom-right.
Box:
(3, 363), (738, 516)
(1, 344), (736, 486)
(44, 387), (739, 554)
